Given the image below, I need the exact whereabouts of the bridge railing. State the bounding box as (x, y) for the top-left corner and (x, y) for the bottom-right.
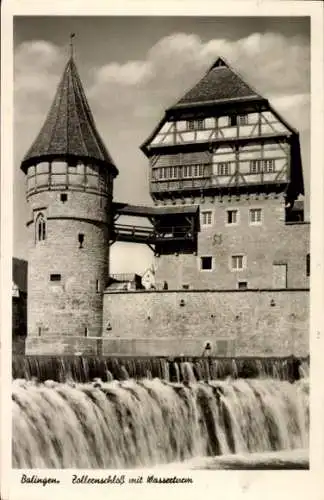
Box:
(113, 223), (193, 240)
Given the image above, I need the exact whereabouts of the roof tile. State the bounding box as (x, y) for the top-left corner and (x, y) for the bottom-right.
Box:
(21, 57), (117, 174)
(172, 57), (262, 109)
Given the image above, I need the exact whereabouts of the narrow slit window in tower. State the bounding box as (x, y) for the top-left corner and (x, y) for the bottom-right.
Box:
(306, 253), (310, 277)
(78, 233), (84, 248)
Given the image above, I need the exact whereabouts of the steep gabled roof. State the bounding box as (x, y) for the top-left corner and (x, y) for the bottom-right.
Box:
(21, 57), (118, 175)
(170, 57), (263, 110)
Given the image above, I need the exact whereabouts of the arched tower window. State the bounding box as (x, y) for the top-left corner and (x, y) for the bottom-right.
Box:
(36, 213), (46, 242)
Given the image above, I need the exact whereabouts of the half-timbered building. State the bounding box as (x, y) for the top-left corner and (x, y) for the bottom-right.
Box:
(141, 57), (309, 290)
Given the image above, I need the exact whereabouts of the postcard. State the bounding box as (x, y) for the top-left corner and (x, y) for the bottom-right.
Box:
(1, 1), (324, 499)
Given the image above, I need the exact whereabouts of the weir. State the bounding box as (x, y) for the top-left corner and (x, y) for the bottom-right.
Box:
(12, 377), (309, 469)
(12, 355), (308, 383)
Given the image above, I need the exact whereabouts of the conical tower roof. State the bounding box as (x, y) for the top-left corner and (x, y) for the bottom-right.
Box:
(21, 56), (118, 175)
(170, 57), (263, 110)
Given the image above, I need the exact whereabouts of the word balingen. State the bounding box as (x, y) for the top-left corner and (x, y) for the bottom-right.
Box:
(21, 474), (60, 487)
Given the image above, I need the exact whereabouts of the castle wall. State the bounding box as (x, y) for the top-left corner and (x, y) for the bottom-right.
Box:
(26, 289), (309, 356)
(154, 195), (310, 290)
(101, 289), (309, 357)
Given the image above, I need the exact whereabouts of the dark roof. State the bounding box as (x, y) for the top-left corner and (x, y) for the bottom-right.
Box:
(110, 273), (141, 282)
(170, 57), (263, 110)
(141, 57), (268, 154)
(113, 202), (199, 217)
(13, 258), (27, 294)
(21, 57), (118, 175)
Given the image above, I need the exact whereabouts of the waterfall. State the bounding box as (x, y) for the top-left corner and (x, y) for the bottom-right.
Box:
(12, 355), (307, 383)
(12, 377), (308, 469)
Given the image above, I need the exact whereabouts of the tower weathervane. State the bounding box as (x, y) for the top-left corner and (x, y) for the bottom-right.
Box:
(70, 33), (76, 58)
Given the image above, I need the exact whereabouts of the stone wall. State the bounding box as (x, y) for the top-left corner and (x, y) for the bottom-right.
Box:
(26, 187), (111, 339)
(26, 288), (309, 356)
(101, 289), (309, 357)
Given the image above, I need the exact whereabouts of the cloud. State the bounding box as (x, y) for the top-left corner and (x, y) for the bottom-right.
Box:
(13, 31), (310, 271)
(14, 41), (64, 127)
(14, 32), (310, 130)
(95, 60), (153, 86)
(271, 93), (310, 132)
(87, 31), (309, 131)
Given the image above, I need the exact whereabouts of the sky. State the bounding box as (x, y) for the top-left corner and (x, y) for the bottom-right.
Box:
(13, 16), (310, 274)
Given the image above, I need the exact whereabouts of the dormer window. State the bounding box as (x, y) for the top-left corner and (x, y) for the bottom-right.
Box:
(187, 120), (195, 131)
(197, 119), (204, 130)
(238, 114), (248, 125)
(228, 114), (248, 127)
(229, 115), (237, 127)
(186, 119), (205, 131)
(36, 213), (46, 242)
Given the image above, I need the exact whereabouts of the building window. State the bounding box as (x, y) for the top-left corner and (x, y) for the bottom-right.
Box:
(201, 210), (213, 226)
(186, 119), (204, 131)
(306, 253), (310, 277)
(250, 159), (276, 174)
(238, 114), (248, 126)
(60, 193), (68, 202)
(193, 164), (205, 177)
(186, 120), (195, 131)
(50, 274), (61, 282)
(238, 281), (248, 290)
(169, 166), (178, 179)
(217, 162), (231, 176)
(227, 209), (238, 224)
(96, 279), (101, 292)
(197, 119), (205, 130)
(231, 255), (245, 271)
(200, 256), (213, 271)
(36, 213), (46, 242)
(182, 165), (192, 178)
(84, 326), (88, 337)
(250, 160), (262, 174)
(263, 159), (275, 173)
(250, 208), (262, 224)
(228, 115), (237, 127)
(226, 114), (248, 126)
(182, 284), (190, 290)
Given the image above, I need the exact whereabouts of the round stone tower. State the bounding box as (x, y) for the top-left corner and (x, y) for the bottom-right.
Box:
(20, 55), (118, 354)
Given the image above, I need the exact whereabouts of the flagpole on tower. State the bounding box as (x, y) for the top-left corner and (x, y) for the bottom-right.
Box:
(70, 33), (76, 58)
